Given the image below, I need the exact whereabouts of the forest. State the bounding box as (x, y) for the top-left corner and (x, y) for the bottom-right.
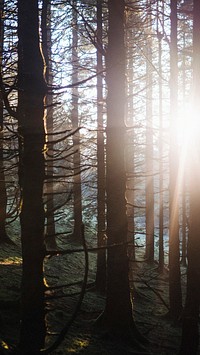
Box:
(0, 0), (200, 354)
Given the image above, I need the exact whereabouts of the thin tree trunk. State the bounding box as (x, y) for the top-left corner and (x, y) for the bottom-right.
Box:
(95, 0), (106, 293)
(17, 0), (47, 352)
(157, 0), (164, 270)
(72, 0), (82, 241)
(41, 0), (57, 250)
(169, 0), (182, 319)
(126, 27), (136, 262)
(145, 6), (154, 262)
(180, 0), (200, 353)
(181, 26), (187, 267)
(0, 0), (8, 243)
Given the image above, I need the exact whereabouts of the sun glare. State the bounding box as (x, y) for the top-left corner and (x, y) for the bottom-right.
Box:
(177, 104), (200, 149)
(173, 102), (200, 195)
(176, 102), (200, 178)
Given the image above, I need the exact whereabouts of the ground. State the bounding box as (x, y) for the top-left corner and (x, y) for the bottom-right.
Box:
(0, 227), (188, 355)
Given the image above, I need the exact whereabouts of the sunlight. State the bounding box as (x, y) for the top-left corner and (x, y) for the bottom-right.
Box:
(175, 102), (200, 181)
(177, 103), (200, 150)
(66, 338), (89, 353)
(0, 257), (22, 265)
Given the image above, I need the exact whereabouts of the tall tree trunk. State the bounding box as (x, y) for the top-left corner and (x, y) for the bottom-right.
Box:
(98, 0), (145, 347)
(181, 26), (187, 267)
(17, 0), (47, 352)
(0, 0), (8, 243)
(41, 0), (57, 250)
(157, 0), (164, 270)
(72, 0), (83, 241)
(126, 31), (136, 262)
(169, 0), (182, 319)
(145, 2), (154, 262)
(95, 0), (106, 293)
(180, 0), (200, 353)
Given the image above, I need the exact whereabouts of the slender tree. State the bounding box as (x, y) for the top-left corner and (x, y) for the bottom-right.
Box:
(71, 0), (83, 241)
(126, 25), (136, 262)
(95, 0), (106, 293)
(168, 0), (182, 319)
(97, 0), (146, 348)
(157, 0), (164, 270)
(145, 0), (154, 262)
(17, 0), (47, 352)
(41, 0), (57, 250)
(0, 0), (8, 243)
(180, 0), (200, 353)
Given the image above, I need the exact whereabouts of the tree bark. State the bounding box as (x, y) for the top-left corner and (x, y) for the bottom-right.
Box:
(169, 0), (182, 319)
(180, 0), (200, 353)
(71, 0), (83, 241)
(41, 0), (57, 250)
(17, 0), (47, 352)
(95, 0), (106, 293)
(0, 0), (8, 243)
(145, 1), (154, 262)
(98, 0), (145, 347)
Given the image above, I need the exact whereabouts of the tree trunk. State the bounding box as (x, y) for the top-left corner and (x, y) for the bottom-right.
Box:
(180, 27), (187, 267)
(41, 0), (57, 250)
(180, 0), (200, 353)
(98, 0), (145, 348)
(169, 0), (182, 319)
(71, 0), (83, 241)
(0, 0), (8, 243)
(157, 0), (164, 270)
(126, 27), (136, 262)
(145, 2), (154, 262)
(95, 0), (106, 293)
(17, 0), (47, 352)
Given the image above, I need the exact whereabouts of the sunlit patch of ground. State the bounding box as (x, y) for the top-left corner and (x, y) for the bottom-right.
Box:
(65, 337), (90, 353)
(0, 256), (22, 265)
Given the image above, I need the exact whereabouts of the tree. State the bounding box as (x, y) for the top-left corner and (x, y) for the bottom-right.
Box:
(180, 0), (200, 353)
(156, 0), (165, 271)
(41, 0), (57, 250)
(0, 0), (9, 243)
(71, 0), (83, 241)
(145, 0), (154, 262)
(168, 0), (182, 319)
(95, 0), (106, 293)
(97, 0), (146, 348)
(17, 0), (47, 352)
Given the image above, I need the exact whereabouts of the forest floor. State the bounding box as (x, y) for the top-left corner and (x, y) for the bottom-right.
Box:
(0, 226), (191, 355)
